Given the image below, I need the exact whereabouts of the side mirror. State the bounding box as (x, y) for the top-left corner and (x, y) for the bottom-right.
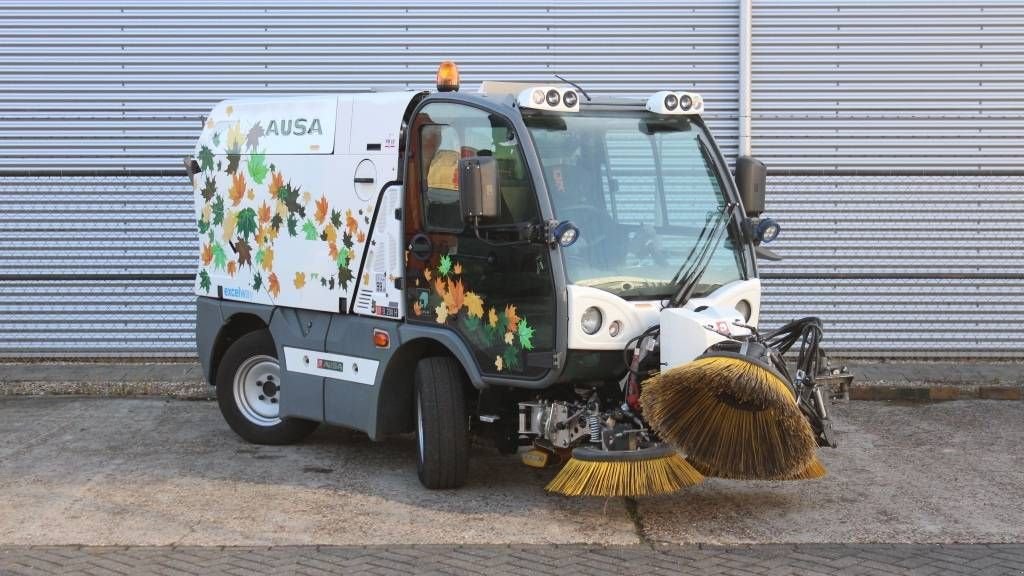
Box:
(459, 156), (499, 222)
(735, 156), (766, 218)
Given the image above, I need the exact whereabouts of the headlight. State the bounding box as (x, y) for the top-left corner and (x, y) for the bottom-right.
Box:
(532, 89), (545, 105)
(663, 93), (678, 111)
(679, 94), (693, 111)
(545, 89), (561, 107)
(581, 307), (603, 335)
(563, 90), (578, 108)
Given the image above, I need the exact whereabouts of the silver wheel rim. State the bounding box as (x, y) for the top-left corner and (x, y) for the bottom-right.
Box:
(416, 387), (425, 463)
(233, 355), (282, 427)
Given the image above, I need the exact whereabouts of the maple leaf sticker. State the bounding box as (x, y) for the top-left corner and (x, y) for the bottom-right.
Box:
(201, 243), (213, 266)
(221, 211), (237, 243)
(252, 271), (262, 292)
(518, 318), (535, 350)
(198, 146), (214, 173)
(261, 246), (274, 272)
(494, 355), (503, 372)
(201, 176), (217, 202)
(227, 261), (237, 277)
(226, 151), (241, 175)
(268, 171), (285, 198)
(322, 224), (337, 244)
(247, 150), (269, 184)
(464, 292), (484, 319)
(258, 201), (272, 225)
(488, 307), (498, 328)
(287, 213), (298, 237)
(434, 301), (449, 324)
(330, 209), (343, 229)
(267, 272), (281, 298)
(229, 172), (246, 206)
(245, 122), (264, 151)
(211, 242), (228, 271)
(438, 254), (452, 277)
(504, 304), (520, 333)
(198, 270), (211, 293)
(197, 217), (209, 234)
(302, 219), (318, 241)
(293, 272), (306, 289)
(236, 207), (258, 241)
(211, 195), (225, 226)
(345, 209), (358, 235)
(314, 196), (329, 224)
(226, 122), (244, 150)
(338, 265), (354, 290)
(234, 237), (252, 267)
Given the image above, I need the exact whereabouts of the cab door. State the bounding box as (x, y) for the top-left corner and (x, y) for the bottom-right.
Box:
(404, 101), (556, 378)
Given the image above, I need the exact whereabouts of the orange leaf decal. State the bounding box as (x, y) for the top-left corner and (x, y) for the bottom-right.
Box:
(488, 307), (498, 328)
(258, 201), (272, 224)
(423, 268), (432, 281)
(323, 224), (337, 244)
(345, 209), (358, 235)
(201, 243), (213, 266)
(269, 171), (285, 198)
(261, 246), (274, 272)
(314, 196), (329, 224)
(328, 242), (338, 261)
(268, 272), (281, 298)
(464, 291), (484, 319)
(227, 261), (237, 277)
(413, 301), (423, 316)
(293, 271), (306, 289)
(363, 272), (370, 286)
(504, 304), (520, 333)
(357, 230), (366, 244)
(453, 262), (463, 275)
(229, 173), (246, 206)
(447, 279), (465, 314)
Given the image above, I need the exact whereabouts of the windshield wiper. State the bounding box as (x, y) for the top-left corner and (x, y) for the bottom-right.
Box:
(668, 202), (738, 308)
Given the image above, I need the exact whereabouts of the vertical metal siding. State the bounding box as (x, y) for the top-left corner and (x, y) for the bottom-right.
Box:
(753, 1), (1024, 358)
(0, 1), (738, 357)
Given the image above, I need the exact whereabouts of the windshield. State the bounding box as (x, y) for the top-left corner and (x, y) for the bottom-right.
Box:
(525, 110), (747, 300)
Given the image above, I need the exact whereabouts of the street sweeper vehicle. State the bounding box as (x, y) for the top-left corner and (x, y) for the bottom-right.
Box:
(189, 61), (842, 497)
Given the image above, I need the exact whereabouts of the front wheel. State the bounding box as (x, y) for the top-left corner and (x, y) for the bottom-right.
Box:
(414, 356), (469, 489)
(216, 330), (318, 445)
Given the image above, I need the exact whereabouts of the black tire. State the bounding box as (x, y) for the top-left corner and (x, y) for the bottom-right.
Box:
(216, 330), (318, 445)
(414, 356), (469, 489)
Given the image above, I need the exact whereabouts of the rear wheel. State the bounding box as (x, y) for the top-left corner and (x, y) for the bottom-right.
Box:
(216, 330), (318, 445)
(414, 356), (469, 489)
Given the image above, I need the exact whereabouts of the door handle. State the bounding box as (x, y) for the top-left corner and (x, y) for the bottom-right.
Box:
(354, 177), (375, 184)
(408, 233), (433, 261)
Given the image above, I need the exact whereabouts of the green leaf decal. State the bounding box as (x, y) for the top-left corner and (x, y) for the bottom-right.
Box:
(342, 231), (354, 250)
(201, 176), (217, 202)
(502, 347), (521, 371)
(198, 269), (211, 293)
(211, 242), (228, 271)
(338, 266), (354, 290)
(518, 319), (535, 351)
(302, 219), (318, 241)
(438, 254), (452, 277)
(330, 209), (343, 229)
(287, 213), (298, 237)
(247, 150), (269, 184)
(278, 182), (304, 216)
(197, 217), (210, 234)
(236, 207), (258, 241)
(254, 248), (265, 266)
(212, 132), (221, 147)
(252, 271), (263, 292)
(198, 145), (215, 173)
(211, 195), (225, 226)
(226, 150), (241, 175)
(337, 246), (350, 268)
(270, 213), (283, 232)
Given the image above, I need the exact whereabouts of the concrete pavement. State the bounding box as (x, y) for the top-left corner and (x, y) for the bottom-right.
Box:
(0, 396), (1021, 547)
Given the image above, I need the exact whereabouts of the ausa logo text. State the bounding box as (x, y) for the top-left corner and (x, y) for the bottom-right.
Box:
(266, 117), (323, 137)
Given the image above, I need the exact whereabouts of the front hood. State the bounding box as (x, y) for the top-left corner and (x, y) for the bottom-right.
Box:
(566, 278), (761, 351)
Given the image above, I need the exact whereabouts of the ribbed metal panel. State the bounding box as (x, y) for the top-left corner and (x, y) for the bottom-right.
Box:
(751, 1), (1024, 168)
(0, 1), (738, 358)
(760, 173), (1024, 358)
(0, 1), (739, 169)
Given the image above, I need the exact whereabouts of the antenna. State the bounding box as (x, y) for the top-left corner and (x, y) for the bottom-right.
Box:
(554, 74), (592, 102)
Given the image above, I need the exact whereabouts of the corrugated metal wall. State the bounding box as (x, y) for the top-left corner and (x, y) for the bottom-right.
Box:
(751, 1), (1024, 357)
(0, 0), (1021, 358)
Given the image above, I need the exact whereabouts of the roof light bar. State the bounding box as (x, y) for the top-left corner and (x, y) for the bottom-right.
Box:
(646, 91), (704, 115)
(517, 86), (580, 112)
